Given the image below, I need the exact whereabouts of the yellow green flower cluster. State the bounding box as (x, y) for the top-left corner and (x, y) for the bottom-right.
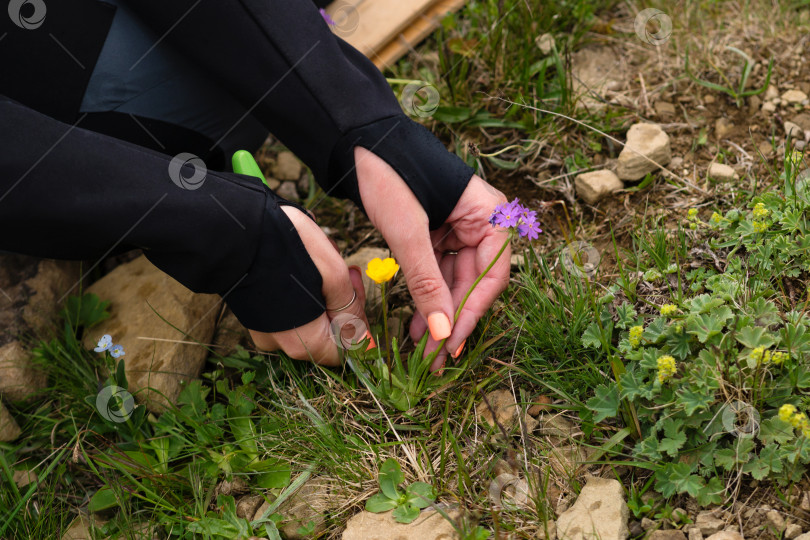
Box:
(687, 208), (700, 229)
(750, 347), (789, 366)
(788, 149), (805, 168)
(779, 404), (810, 438)
(659, 304), (678, 317)
(752, 202), (768, 220)
(629, 325), (643, 348)
(657, 355), (676, 383)
(709, 212), (724, 226)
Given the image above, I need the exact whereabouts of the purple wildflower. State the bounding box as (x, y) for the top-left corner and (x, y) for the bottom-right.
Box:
(319, 8), (336, 26)
(489, 197), (542, 240)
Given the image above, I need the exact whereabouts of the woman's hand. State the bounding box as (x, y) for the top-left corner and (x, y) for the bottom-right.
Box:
(248, 206), (370, 365)
(355, 147), (510, 371)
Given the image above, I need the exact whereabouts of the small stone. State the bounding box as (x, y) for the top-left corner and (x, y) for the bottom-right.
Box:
(670, 156), (684, 170)
(800, 491), (810, 511)
(704, 532), (743, 540)
(655, 101), (677, 117)
(671, 507), (688, 522)
(297, 174), (311, 197)
(783, 89), (808, 104)
(536, 414), (577, 440)
(650, 531), (687, 540)
(272, 151), (303, 181)
(748, 95), (761, 115)
(628, 521), (644, 537)
(695, 511), (725, 536)
(266, 177), (281, 190)
(212, 309), (250, 358)
(528, 395), (552, 416)
(704, 94), (716, 104)
(276, 181), (299, 201)
(785, 523), (802, 539)
(640, 517), (656, 530)
(342, 507), (463, 540)
(757, 140), (775, 159)
(548, 445), (592, 476)
(557, 477), (629, 540)
(785, 121), (805, 139)
(61, 515), (107, 540)
(275, 476), (338, 539)
(688, 527), (704, 540)
(707, 163), (739, 181)
(762, 101), (777, 113)
(794, 532), (810, 540)
(0, 401), (20, 441)
(715, 117), (733, 139)
(12, 469), (37, 488)
(536, 33), (555, 55)
(236, 494), (264, 520)
(477, 389), (518, 431)
(766, 510), (786, 532)
(792, 113), (810, 132)
(575, 170), (624, 204)
(765, 85), (779, 101)
(510, 254), (525, 268)
(616, 123), (672, 181)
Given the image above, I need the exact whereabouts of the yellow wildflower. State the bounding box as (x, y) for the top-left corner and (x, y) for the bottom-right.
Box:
(772, 351), (789, 365)
(659, 304), (678, 317)
(752, 202), (769, 220)
(750, 347), (765, 364)
(687, 208), (698, 219)
(779, 404), (797, 423)
(629, 325), (643, 348)
(710, 212), (723, 225)
(752, 221), (769, 233)
(657, 355), (676, 383)
(365, 257), (400, 284)
(792, 412), (808, 429)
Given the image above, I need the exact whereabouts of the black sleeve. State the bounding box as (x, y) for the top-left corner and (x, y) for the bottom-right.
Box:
(0, 97), (323, 333)
(124, 0), (474, 230)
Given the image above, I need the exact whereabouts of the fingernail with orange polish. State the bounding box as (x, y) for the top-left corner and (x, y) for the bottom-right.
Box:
(451, 340), (466, 359)
(365, 331), (377, 350)
(427, 312), (451, 341)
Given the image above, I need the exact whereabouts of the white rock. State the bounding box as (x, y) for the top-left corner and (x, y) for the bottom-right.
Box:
(783, 89), (808, 104)
(785, 523), (802, 539)
(695, 512), (725, 536)
(766, 510), (786, 532)
(785, 121), (805, 139)
(557, 477), (629, 540)
(276, 181), (299, 201)
(765, 85), (779, 101)
(616, 123), (672, 181)
(762, 101), (777, 113)
(704, 532), (743, 540)
(0, 401), (20, 441)
(342, 508), (462, 540)
(536, 33), (555, 55)
(272, 151), (303, 181)
(688, 527), (704, 540)
(707, 163), (739, 181)
(575, 170), (624, 204)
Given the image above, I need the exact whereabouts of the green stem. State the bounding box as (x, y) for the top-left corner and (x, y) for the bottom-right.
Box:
(381, 282), (392, 388)
(425, 232), (512, 376)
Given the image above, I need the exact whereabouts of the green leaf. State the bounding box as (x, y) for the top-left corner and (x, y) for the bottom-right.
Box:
(61, 293), (110, 329)
(88, 486), (122, 513)
(485, 155), (521, 170)
(392, 503), (420, 524)
(615, 303), (637, 329)
(696, 477), (725, 506)
(736, 326), (776, 349)
(656, 463), (704, 498)
(687, 313), (725, 343)
(586, 385), (619, 423)
(405, 482), (436, 509)
(677, 386), (714, 415)
(581, 322), (603, 349)
(365, 493), (400, 513)
(378, 459), (404, 500)
(714, 449), (737, 471)
(687, 294), (725, 314)
(659, 420), (687, 457)
(758, 417), (795, 446)
(431, 106), (472, 123)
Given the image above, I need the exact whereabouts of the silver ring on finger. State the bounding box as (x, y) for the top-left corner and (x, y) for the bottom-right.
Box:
(327, 290), (357, 312)
(444, 250), (459, 256)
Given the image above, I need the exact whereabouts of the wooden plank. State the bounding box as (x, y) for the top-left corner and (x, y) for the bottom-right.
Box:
(370, 0), (468, 69)
(325, 0), (435, 57)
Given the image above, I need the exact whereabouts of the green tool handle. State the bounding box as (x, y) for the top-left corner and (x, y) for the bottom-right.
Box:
(232, 150), (268, 187)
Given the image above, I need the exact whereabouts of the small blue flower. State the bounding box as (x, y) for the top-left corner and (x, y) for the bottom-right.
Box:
(94, 334), (113, 353)
(110, 344), (126, 358)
